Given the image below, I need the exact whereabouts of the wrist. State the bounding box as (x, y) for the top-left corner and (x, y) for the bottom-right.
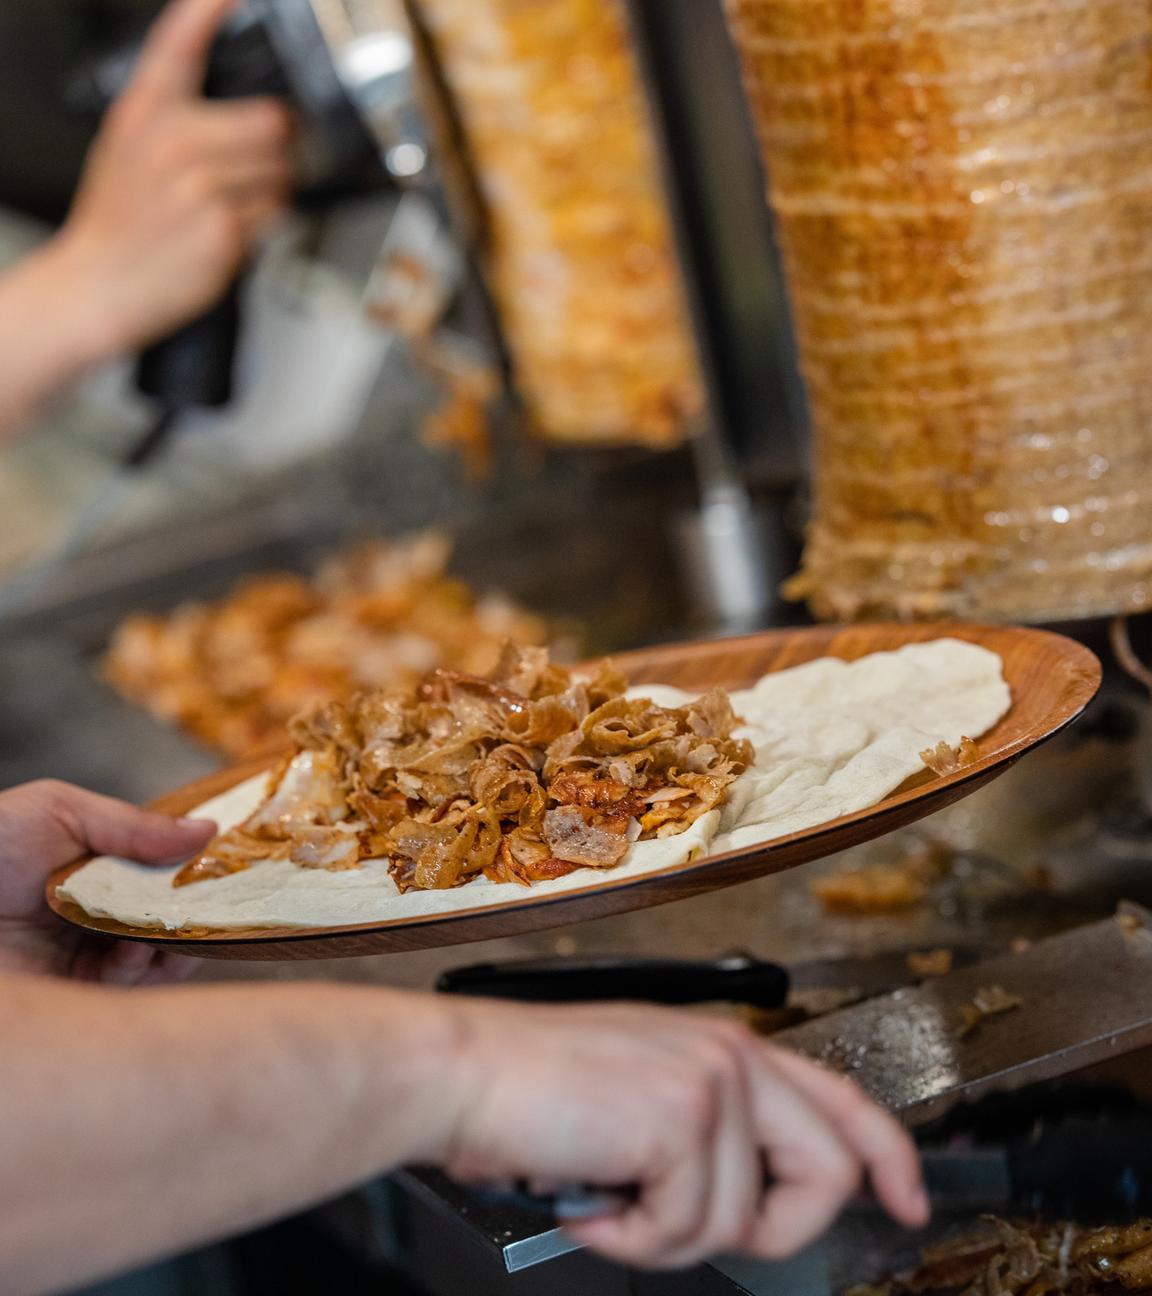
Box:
(412, 995), (481, 1165)
(391, 992), (478, 1166)
(321, 986), (479, 1171)
(28, 231), (131, 370)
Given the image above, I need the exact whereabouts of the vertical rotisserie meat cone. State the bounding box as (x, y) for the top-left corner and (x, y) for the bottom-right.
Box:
(412, 0), (702, 448)
(726, 0), (1152, 621)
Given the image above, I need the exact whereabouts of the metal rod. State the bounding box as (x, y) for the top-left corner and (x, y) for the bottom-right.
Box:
(621, 0), (746, 496)
(622, 0), (774, 632)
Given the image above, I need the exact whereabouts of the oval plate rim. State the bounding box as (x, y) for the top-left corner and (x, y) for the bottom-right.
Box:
(45, 622), (1102, 958)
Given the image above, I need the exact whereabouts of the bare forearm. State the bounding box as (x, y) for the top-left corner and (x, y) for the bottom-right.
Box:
(0, 976), (463, 1294)
(0, 239), (116, 440)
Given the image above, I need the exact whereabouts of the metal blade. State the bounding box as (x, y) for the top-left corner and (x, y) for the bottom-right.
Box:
(400, 915), (1152, 1281)
(774, 907), (1152, 1126)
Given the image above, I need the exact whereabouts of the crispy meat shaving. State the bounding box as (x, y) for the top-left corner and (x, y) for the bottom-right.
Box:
(812, 864), (929, 914)
(176, 646), (752, 892)
(174, 830), (294, 887)
(921, 736), (980, 776)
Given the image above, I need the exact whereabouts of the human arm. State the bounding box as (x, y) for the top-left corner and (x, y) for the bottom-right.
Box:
(0, 0), (294, 440)
(0, 776), (927, 1290)
(0, 780), (214, 981)
(0, 975), (461, 1294)
(0, 977), (927, 1294)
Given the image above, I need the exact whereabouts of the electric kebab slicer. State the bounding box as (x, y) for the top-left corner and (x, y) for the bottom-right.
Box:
(68, 0), (439, 439)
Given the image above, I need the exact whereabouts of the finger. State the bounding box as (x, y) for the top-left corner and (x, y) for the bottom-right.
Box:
(121, 948), (199, 988)
(49, 786), (216, 864)
(744, 1055), (860, 1258)
(95, 939), (202, 988)
(215, 159), (295, 201)
(69, 938), (115, 983)
(651, 1036), (761, 1267)
(691, 1045), (761, 1261)
(763, 1047), (929, 1228)
(567, 1079), (715, 1267)
(139, 951), (200, 986)
(751, 1178), (849, 1260)
(97, 939), (157, 987)
(569, 1156), (712, 1269)
(234, 194), (290, 241)
(184, 98), (297, 159)
(133, 0), (238, 101)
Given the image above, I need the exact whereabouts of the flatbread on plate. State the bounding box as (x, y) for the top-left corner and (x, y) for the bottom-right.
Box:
(60, 638), (1010, 931)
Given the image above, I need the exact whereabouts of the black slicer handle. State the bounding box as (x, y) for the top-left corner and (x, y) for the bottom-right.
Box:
(136, 281), (243, 409)
(128, 13), (289, 411)
(436, 953), (790, 1009)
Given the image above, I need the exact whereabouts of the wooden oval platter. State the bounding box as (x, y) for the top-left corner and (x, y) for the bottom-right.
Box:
(47, 623), (1101, 960)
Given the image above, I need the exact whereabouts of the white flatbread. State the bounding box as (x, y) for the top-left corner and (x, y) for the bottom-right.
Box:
(60, 638), (1010, 931)
(716, 637), (1011, 852)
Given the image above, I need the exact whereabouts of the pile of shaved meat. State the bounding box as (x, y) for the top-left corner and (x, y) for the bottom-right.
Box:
(848, 1218), (1152, 1295)
(104, 532), (559, 759)
(176, 645), (753, 893)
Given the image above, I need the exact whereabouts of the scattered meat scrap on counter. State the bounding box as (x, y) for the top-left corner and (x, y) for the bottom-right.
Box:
(955, 985), (1024, 1040)
(812, 839), (954, 915)
(176, 643), (753, 893)
(907, 948), (954, 978)
(846, 1217), (1152, 1294)
(103, 532), (566, 760)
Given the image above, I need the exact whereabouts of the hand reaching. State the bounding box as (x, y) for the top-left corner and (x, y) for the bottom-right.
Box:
(437, 998), (929, 1268)
(0, 780), (214, 983)
(52, 0), (295, 357)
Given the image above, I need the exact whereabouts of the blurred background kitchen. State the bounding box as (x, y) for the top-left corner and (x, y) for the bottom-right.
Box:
(0, 0), (809, 808)
(10, 1), (1152, 1293)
